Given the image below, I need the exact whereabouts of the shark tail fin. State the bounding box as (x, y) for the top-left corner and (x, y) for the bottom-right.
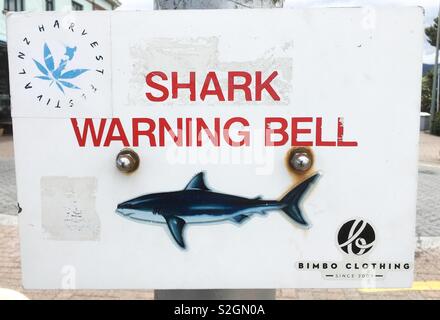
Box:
(280, 173), (320, 226)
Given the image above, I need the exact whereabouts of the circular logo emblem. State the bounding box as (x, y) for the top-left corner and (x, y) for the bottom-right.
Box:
(14, 18), (105, 109)
(337, 219), (375, 255)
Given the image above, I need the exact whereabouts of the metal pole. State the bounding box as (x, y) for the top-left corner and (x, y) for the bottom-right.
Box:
(437, 67), (440, 112)
(152, 0), (280, 301)
(155, 289), (276, 300)
(430, 4), (440, 129)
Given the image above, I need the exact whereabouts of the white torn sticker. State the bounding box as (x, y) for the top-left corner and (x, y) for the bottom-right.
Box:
(41, 177), (99, 241)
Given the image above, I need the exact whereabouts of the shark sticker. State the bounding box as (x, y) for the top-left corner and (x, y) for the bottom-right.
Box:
(116, 172), (320, 249)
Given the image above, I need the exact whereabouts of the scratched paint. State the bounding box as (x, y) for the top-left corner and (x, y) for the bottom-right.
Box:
(128, 37), (293, 105)
(41, 177), (99, 241)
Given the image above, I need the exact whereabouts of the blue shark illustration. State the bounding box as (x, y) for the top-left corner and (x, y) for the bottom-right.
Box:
(116, 172), (320, 249)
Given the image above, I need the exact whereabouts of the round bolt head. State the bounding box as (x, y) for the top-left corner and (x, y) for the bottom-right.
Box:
(289, 151), (313, 172)
(116, 154), (134, 172)
(116, 149), (140, 173)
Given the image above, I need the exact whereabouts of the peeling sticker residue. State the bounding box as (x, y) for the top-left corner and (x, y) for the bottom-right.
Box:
(41, 177), (99, 241)
(128, 37), (293, 105)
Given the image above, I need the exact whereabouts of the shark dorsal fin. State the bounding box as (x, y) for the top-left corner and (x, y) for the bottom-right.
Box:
(184, 172), (211, 191)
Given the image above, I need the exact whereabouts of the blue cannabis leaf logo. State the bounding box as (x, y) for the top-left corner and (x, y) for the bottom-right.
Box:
(33, 43), (89, 94)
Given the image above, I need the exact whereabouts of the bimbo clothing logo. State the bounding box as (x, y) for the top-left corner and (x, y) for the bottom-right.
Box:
(14, 18), (105, 109)
(296, 218), (412, 280)
(337, 219), (375, 256)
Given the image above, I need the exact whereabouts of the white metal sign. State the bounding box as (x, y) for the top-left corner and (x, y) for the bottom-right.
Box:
(7, 8), (423, 289)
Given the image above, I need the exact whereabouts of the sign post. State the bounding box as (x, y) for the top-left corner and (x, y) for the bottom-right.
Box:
(7, 6), (423, 294)
(154, 0), (280, 300)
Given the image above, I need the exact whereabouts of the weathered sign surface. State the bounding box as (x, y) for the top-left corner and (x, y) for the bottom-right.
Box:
(7, 8), (423, 289)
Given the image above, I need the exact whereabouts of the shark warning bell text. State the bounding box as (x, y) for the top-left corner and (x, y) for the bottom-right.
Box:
(69, 117), (358, 148)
